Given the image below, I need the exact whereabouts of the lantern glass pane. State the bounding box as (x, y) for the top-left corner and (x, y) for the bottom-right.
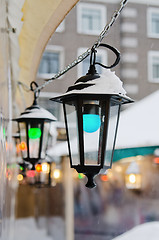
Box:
(41, 122), (50, 159)
(105, 103), (120, 168)
(28, 122), (41, 158)
(19, 122), (27, 159)
(82, 100), (101, 165)
(65, 103), (80, 166)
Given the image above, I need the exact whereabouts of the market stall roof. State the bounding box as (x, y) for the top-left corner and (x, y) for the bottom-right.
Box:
(47, 90), (159, 159)
(115, 90), (159, 149)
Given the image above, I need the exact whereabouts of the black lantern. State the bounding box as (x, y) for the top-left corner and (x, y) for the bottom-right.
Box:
(14, 82), (56, 169)
(51, 44), (133, 188)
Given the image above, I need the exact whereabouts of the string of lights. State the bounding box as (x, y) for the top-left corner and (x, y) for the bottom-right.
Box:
(33, 0), (128, 93)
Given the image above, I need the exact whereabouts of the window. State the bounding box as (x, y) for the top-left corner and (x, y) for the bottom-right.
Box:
(147, 8), (159, 38)
(38, 46), (64, 78)
(77, 3), (106, 35)
(148, 51), (159, 82)
(77, 48), (107, 78)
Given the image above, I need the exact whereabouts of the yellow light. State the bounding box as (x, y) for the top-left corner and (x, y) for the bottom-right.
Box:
(17, 174), (23, 181)
(53, 169), (61, 179)
(107, 169), (113, 179)
(128, 174), (136, 184)
(42, 162), (50, 173)
(36, 164), (42, 173)
(115, 165), (122, 173)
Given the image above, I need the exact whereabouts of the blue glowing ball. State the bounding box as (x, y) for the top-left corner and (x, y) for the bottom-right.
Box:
(83, 114), (101, 133)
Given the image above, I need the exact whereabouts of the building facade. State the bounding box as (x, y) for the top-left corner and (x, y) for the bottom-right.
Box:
(36, 0), (159, 119)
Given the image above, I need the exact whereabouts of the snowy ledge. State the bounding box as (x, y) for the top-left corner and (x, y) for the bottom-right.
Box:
(112, 222), (159, 240)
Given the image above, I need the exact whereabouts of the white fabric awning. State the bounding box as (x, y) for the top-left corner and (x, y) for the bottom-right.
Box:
(47, 131), (100, 157)
(8, 0), (79, 112)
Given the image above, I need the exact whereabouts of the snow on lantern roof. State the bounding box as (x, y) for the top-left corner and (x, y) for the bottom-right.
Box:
(14, 104), (56, 122)
(51, 69), (133, 104)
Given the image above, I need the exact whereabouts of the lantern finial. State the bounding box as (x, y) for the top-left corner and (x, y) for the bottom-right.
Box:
(85, 173), (96, 188)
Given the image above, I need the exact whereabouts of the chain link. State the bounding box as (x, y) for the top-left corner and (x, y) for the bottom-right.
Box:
(35, 0), (128, 93)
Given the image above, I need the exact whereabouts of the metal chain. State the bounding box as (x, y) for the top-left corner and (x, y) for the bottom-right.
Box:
(35, 0), (128, 93)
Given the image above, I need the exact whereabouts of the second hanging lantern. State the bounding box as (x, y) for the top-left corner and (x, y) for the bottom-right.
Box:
(14, 82), (56, 169)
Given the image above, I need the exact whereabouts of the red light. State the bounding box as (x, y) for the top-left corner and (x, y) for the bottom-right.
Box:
(100, 175), (108, 182)
(36, 164), (42, 173)
(154, 157), (159, 164)
(6, 169), (11, 178)
(26, 170), (35, 178)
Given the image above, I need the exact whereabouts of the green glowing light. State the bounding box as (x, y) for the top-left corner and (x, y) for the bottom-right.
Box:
(78, 173), (84, 179)
(3, 128), (5, 137)
(28, 128), (41, 139)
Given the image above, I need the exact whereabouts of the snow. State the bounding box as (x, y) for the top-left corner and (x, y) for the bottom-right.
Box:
(13, 217), (65, 240)
(16, 105), (56, 121)
(51, 69), (131, 101)
(13, 218), (159, 240)
(14, 217), (52, 240)
(112, 222), (159, 240)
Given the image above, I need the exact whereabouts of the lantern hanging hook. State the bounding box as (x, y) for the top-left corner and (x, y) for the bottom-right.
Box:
(91, 43), (120, 69)
(90, 47), (97, 66)
(30, 81), (40, 105)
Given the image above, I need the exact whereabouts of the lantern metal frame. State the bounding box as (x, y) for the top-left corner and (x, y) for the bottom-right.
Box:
(51, 44), (133, 188)
(63, 95), (121, 170)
